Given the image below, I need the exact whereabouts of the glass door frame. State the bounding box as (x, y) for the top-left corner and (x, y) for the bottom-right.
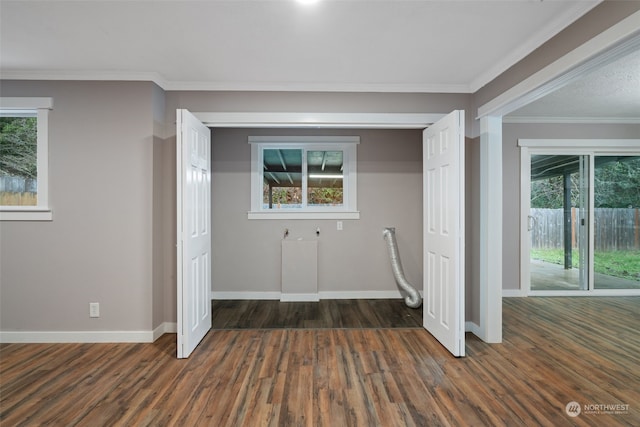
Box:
(519, 139), (640, 296)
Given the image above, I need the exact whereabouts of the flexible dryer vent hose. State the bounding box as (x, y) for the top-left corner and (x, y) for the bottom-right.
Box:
(383, 227), (422, 308)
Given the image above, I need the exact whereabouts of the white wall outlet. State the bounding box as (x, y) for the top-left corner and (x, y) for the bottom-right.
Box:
(337, 221), (343, 230)
(89, 302), (100, 318)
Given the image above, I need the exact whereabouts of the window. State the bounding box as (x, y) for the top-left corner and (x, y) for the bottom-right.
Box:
(0, 97), (52, 220)
(249, 136), (359, 219)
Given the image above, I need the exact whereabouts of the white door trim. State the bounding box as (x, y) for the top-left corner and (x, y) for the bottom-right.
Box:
(479, 116), (502, 343)
(193, 112), (445, 129)
(193, 110), (505, 344)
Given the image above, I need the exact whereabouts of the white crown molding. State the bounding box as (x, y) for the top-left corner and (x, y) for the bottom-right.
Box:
(0, 70), (169, 88)
(0, 69), (471, 93)
(503, 116), (640, 125)
(161, 80), (471, 93)
(469, 1), (600, 93)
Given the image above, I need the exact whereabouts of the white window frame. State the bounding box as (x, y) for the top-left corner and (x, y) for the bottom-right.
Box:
(0, 97), (53, 221)
(519, 139), (640, 296)
(248, 136), (360, 220)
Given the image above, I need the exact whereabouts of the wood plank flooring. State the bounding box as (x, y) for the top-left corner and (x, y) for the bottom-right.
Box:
(211, 299), (423, 329)
(1, 297), (639, 426)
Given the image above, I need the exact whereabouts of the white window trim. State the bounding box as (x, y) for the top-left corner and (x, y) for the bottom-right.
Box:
(248, 136), (360, 220)
(0, 97), (53, 221)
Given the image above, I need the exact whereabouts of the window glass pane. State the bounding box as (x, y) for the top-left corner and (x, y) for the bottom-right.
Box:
(593, 156), (640, 290)
(307, 150), (343, 207)
(529, 154), (589, 291)
(0, 116), (38, 206)
(263, 148), (302, 209)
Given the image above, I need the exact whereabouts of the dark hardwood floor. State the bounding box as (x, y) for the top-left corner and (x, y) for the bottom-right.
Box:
(1, 297), (639, 426)
(211, 299), (423, 329)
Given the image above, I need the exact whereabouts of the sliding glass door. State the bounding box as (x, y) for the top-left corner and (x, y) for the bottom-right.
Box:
(528, 154), (589, 291)
(521, 141), (640, 294)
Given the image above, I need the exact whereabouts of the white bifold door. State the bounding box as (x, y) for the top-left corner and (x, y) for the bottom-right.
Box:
(423, 110), (465, 357)
(177, 109), (212, 359)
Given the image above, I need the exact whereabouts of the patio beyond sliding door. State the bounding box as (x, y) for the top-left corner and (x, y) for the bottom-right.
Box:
(521, 141), (640, 295)
(528, 154), (589, 291)
(593, 156), (640, 290)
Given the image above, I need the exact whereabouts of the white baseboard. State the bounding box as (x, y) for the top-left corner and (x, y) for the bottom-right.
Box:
(153, 322), (176, 340)
(0, 322), (178, 344)
(502, 289), (527, 297)
(280, 293), (320, 302)
(212, 291), (282, 300)
(0, 330), (155, 344)
(212, 290), (418, 300)
(319, 290), (412, 299)
(465, 321), (481, 335)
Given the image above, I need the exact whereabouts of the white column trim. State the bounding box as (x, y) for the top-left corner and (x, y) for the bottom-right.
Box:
(479, 116), (503, 343)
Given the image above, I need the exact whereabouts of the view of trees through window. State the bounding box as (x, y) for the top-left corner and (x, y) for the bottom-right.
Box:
(530, 156), (639, 287)
(0, 116), (38, 206)
(531, 157), (640, 209)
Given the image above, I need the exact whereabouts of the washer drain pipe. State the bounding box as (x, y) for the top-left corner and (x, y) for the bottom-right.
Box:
(383, 227), (422, 308)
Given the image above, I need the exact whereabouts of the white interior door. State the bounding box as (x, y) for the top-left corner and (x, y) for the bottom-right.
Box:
(423, 110), (465, 357)
(177, 109), (211, 359)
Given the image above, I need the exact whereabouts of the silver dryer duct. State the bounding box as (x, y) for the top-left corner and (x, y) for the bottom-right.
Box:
(383, 227), (422, 308)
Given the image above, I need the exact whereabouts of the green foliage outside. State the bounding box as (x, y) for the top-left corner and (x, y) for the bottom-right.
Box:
(265, 186), (343, 206)
(0, 117), (37, 178)
(531, 158), (640, 209)
(531, 248), (640, 282)
(594, 159), (640, 208)
(308, 187), (343, 205)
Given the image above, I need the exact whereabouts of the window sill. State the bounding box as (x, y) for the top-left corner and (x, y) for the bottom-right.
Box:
(248, 211), (360, 220)
(0, 208), (52, 221)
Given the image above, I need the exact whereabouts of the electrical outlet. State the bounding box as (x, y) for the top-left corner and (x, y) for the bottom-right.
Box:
(337, 221), (343, 230)
(89, 302), (100, 318)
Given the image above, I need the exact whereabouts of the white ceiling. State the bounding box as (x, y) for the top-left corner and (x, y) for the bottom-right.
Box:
(506, 47), (640, 122)
(0, 0), (600, 93)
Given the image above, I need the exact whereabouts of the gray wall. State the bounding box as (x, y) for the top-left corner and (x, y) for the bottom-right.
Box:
(1, 86), (477, 334)
(0, 80), (166, 332)
(501, 122), (640, 292)
(3, 2), (635, 336)
(166, 91), (480, 324)
(209, 127), (424, 295)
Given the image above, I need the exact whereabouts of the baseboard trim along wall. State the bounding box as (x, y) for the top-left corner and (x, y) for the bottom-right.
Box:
(2, 291), (431, 343)
(502, 289), (527, 297)
(465, 321), (481, 334)
(280, 293), (321, 302)
(212, 290), (421, 300)
(0, 322), (178, 344)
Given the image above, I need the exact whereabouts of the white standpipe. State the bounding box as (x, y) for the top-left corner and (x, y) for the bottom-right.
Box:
(383, 227), (422, 308)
